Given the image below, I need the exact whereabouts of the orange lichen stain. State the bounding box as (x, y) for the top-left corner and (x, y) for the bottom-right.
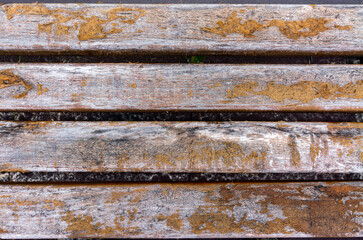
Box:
(128, 82), (137, 89)
(4, 4), (145, 41)
(202, 10), (353, 40)
(310, 4), (316, 9)
(62, 211), (141, 237)
(201, 11), (264, 38)
(43, 199), (65, 210)
(117, 153), (130, 169)
(63, 210), (142, 237)
(0, 69), (33, 98)
(23, 121), (53, 131)
(154, 154), (176, 167)
(227, 80), (363, 104)
(81, 80), (87, 87)
(0, 163), (28, 172)
(219, 100), (234, 104)
(188, 183), (362, 236)
(151, 139), (267, 171)
(37, 83), (49, 95)
(310, 135), (328, 163)
(334, 24), (353, 30)
(288, 136), (301, 167)
(0, 227), (8, 234)
(158, 213), (184, 231)
(209, 83), (222, 89)
(227, 82), (258, 98)
(189, 90), (194, 97)
(127, 209), (137, 222)
(277, 123), (290, 129)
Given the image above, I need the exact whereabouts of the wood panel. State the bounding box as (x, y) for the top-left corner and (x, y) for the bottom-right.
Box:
(0, 121), (362, 173)
(0, 64), (362, 111)
(0, 4), (362, 55)
(0, 182), (361, 238)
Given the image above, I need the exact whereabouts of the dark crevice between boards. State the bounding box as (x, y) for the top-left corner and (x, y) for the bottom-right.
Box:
(0, 172), (361, 183)
(0, 54), (361, 64)
(1, 112), (362, 122)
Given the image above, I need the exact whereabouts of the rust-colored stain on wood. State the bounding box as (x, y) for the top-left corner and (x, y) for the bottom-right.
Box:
(0, 163), (28, 172)
(36, 84), (48, 95)
(62, 211), (138, 236)
(4, 4), (145, 41)
(0, 69), (33, 98)
(309, 135), (328, 163)
(202, 10), (352, 40)
(157, 213), (184, 231)
(227, 80), (363, 103)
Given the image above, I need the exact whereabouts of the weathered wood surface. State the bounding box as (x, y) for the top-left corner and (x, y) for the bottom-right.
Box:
(0, 4), (362, 55)
(0, 64), (362, 111)
(0, 121), (361, 173)
(0, 182), (361, 238)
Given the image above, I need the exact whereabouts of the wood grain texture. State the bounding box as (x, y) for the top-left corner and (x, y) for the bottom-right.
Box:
(0, 182), (361, 238)
(0, 121), (362, 173)
(0, 64), (362, 111)
(0, 4), (362, 55)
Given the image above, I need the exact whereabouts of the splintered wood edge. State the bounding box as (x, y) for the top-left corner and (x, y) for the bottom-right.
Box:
(0, 4), (362, 54)
(0, 64), (362, 111)
(0, 182), (361, 238)
(0, 121), (362, 173)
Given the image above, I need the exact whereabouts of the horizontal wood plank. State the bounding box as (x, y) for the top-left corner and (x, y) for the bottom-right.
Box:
(0, 4), (362, 55)
(0, 182), (361, 238)
(0, 64), (362, 111)
(0, 121), (362, 173)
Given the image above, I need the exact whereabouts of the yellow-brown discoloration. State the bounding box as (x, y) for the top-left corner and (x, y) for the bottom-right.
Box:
(202, 11), (264, 38)
(227, 80), (363, 104)
(289, 136), (301, 167)
(227, 82), (258, 98)
(310, 135), (328, 163)
(202, 10), (352, 40)
(158, 213), (184, 231)
(0, 163), (28, 172)
(23, 121), (55, 131)
(4, 4), (145, 41)
(0, 228), (8, 234)
(327, 123), (363, 162)
(209, 83), (222, 89)
(37, 84), (49, 95)
(128, 82), (137, 89)
(62, 211), (139, 237)
(43, 199), (66, 210)
(189, 183), (362, 236)
(0, 69), (33, 98)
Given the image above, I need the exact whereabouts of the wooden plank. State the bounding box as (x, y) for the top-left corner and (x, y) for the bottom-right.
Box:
(0, 182), (361, 238)
(0, 64), (362, 111)
(0, 4), (362, 55)
(5, 0), (363, 4)
(0, 121), (361, 173)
